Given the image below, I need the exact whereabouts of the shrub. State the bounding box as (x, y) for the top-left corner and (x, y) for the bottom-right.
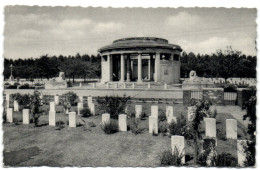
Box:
(14, 82), (20, 86)
(128, 118), (142, 134)
(61, 91), (78, 109)
(140, 111), (147, 120)
(11, 93), (31, 106)
(3, 110), (6, 123)
(211, 108), (218, 118)
(67, 81), (72, 87)
(216, 152), (237, 167)
(4, 82), (10, 86)
(56, 120), (65, 129)
(81, 107), (91, 117)
(159, 147), (185, 166)
(127, 111), (135, 119)
(100, 120), (118, 134)
(224, 84), (237, 92)
(29, 91), (43, 127)
(159, 122), (168, 136)
(169, 115), (186, 136)
(158, 109), (166, 122)
(89, 121), (96, 127)
(19, 83), (30, 89)
(97, 95), (131, 119)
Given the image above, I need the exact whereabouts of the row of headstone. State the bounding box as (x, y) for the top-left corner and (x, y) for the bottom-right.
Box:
(101, 113), (127, 132)
(6, 108), (29, 124)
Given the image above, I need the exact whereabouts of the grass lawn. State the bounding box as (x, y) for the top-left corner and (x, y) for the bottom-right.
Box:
(3, 102), (248, 167)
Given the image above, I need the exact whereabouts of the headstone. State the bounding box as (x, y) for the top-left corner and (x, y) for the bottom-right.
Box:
(89, 103), (95, 115)
(54, 95), (59, 105)
(171, 135), (185, 164)
(237, 140), (247, 167)
(6, 108), (13, 123)
(118, 114), (127, 131)
(14, 100), (19, 111)
(167, 116), (177, 124)
(166, 106), (174, 120)
(151, 105), (159, 117)
(23, 109), (30, 124)
(226, 119), (237, 139)
(149, 116), (158, 134)
(77, 102), (84, 115)
(135, 105), (142, 113)
(49, 111), (56, 126)
(187, 106), (196, 121)
(136, 110), (142, 118)
(205, 118), (216, 138)
(6, 93), (10, 101)
(79, 96), (84, 103)
(50, 102), (55, 112)
(79, 82), (82, 87)
(102, 113), (110, 124)
(69, 112), (76, 127)
(87, 96), (93, 107)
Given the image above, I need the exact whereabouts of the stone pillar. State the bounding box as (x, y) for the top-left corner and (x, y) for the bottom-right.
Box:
(23, 109), (30, 124)
(130, 59), (134, 80)
(171, 135), (185, 164)
(108, 54), (112, 81)
(151, 105), (159, 117)
(49, 111), (56, 126)
(237, 140), (247, 167)
(149, 116), (158, 134)
(120, 54), (125, 82)
(14, 100), (19, 111)
(102, 113), (110, 124)
(77, 102), (84, 115)
(166, 106), (174, 120)
(154, 52), (160, 82)
(126, 55), (131, 82)
(148, 59), (151, 80)
(137, 53), (142, 82)
(50, 102), (55, 112)
(118, 114), (127, 132)
(7, 108), (13, 123)
(54, 95), (59, 105)
(205, 118), (216, 138)
(69, 112), (76, 127)
(226, 119), (237, 139)
(6, 93), (10, 108)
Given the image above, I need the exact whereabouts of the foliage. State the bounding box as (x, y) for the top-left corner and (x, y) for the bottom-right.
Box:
(128, 118), (142, 134)
(29, 91), (43, 126)
(100, 120), (118, 134)
(215, 152), (237, 167)
(89, 121), (96, 127)
(61, 92), (78, 111)
(97, 95), (131, 119)
(158, 122), (168, 136)
(242, 87), (256, 167)
(81, 107), (91, 117)
(4, 82), (10, 85)
(140, 111), (147, 120)
(158, 109), (166, 122)
(168, 115), (186, 136)
(14, 82), (20, 86)
(19, 83), (30, 89)
(224, 84), (237, 92)
(158, 147), (185, 166)
(11, 93), (31, 107)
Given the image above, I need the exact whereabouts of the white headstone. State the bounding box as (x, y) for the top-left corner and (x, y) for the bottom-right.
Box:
(69, 112), (76, 127)
(135, 105), (142, 113)
(102, 113), (110, 124)
(6, 93), (10, 101)
(50, 102), (55, 112)
(77, 102), (84, 115)
(171, 135), (185, 164)
(54, 95), (59, 105)
(237, 140), (247, 167)
(167, 116), (177, 124)
(49, 111), (56, 126)
(79, 96), (83, 103)
(23, 109), (30, 124)
(149, 116), (158, 134)
(88, 96), (93, 107)
(226, 119), (237, 139)
(187, 106), (196, 121)
(89, 103), (95, 115)
(151, 105), (159, 117)
(136, 110), (142, 118)
(14, 100), (19, 111)
(166, 106), (174, 120)
(79, 82), (82, 87)
(205, 118), (216, 138)
(6, 108), (13, 123)
(119, 114), (127, 132)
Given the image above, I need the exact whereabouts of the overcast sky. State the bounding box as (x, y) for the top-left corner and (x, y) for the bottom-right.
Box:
(4, 6), (256, 59)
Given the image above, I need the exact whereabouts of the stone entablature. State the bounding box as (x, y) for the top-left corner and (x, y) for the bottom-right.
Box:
(98, 37), (182, 84)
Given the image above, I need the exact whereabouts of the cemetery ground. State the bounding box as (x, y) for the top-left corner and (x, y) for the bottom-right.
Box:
(3, 102), (248, 167)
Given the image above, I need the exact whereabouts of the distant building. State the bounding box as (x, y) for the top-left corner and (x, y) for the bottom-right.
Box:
(98, 37), (182, 84)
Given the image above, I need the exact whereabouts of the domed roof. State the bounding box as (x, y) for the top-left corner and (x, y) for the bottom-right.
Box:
(98, 37), (182, 53)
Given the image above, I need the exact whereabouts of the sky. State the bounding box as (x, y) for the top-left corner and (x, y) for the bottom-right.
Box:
(4, 6), (257, 59)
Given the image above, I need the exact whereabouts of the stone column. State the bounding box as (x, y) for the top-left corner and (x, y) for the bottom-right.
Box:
(108, 54), (112, 81)
(126, 55), (131, 82)
(148, 59), (151, 80)
(130, 59), (134, 80)
(120, 54), (125, 82)
(137, 53), (142, 82)
(154, 52), (160, 82)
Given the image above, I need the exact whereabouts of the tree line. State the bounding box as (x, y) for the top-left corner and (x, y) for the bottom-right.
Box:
(4, 53), (101, 82)
(4, 47), (256, 82)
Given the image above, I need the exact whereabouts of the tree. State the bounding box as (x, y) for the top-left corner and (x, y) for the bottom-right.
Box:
(29, 91), (42, 126)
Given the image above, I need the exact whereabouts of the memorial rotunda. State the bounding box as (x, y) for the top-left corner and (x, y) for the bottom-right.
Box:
(98, 37), (182, 84)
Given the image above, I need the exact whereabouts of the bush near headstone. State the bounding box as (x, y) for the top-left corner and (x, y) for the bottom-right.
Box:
(100, 120), (118, 134)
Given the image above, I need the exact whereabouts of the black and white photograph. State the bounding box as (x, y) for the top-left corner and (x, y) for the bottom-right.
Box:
(1, 2), (258, 168)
